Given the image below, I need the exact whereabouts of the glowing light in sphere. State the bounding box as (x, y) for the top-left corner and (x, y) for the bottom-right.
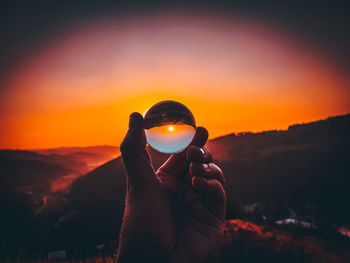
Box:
(144, 101), (196, 154)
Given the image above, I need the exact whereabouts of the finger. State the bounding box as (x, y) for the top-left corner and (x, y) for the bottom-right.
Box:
(189, 163), (225, 185)
(159, 176), (223, 229)
(120, 112), (157, 188)
(186, 146), (213, 164)
(192, 176), (226, 220)
(157, 127), (208, 178)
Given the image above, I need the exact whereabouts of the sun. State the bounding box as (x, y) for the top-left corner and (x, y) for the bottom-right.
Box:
(168, 125), (174, 132)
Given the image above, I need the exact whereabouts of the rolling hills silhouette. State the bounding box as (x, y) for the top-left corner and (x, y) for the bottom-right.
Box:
(1, 113), (350, 261)
(33, 145), (120, 170)
(67, 113), (350, 233)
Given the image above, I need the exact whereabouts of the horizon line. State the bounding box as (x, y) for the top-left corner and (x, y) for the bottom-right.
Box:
(1, 112), (349, 151)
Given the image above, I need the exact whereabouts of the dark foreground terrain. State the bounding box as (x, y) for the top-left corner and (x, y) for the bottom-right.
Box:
(1, 114), (350, 262)
(6, 220), (349, 263)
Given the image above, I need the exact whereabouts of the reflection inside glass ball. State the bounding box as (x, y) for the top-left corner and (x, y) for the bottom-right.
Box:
(144, 100), (196, 154)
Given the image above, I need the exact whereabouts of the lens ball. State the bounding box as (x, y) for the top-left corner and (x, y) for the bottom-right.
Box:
(144, 100), (196, 154)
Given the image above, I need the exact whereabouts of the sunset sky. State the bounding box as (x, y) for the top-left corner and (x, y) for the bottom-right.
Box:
(1, 2), (349, 149)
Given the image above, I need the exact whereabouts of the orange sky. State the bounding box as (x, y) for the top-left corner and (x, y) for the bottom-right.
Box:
(1, 12), (349, 149)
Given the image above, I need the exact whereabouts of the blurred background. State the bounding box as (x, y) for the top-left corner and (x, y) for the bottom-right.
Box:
(1, 1), (349, 262)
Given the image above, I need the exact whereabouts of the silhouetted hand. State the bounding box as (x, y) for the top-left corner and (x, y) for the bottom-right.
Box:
(117, 112), (226, 263)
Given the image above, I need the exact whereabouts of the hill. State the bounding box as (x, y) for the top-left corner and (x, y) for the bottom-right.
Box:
(1, 113), (350, 260)
(33, 145), (120, 170)
(62, 114), (350, 249)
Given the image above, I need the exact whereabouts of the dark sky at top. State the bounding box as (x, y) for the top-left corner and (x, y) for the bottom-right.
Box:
(0, 0), (349, 88)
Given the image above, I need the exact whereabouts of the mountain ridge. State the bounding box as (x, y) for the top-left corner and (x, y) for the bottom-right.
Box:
(1, 113), (349, 254)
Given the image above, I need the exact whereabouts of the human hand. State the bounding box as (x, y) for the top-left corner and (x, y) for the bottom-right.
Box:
(117, 112), (226, 263)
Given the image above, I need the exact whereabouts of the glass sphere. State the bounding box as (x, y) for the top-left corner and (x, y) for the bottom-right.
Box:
(144, 100), (196, 154)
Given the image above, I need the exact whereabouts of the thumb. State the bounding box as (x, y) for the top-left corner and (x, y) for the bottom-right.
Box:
(120, 112), (157, 189)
